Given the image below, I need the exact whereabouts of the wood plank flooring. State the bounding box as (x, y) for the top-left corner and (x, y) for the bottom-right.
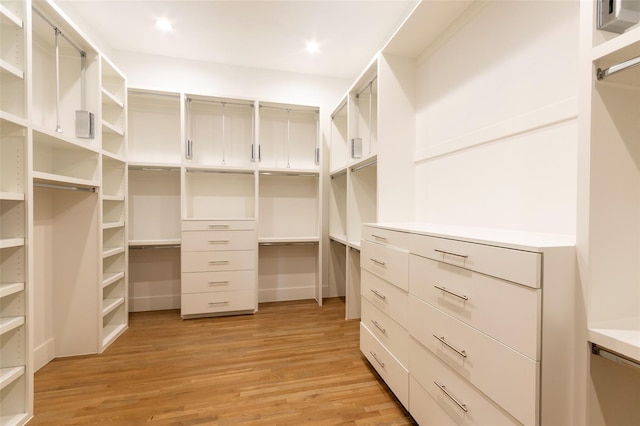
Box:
(31, 298), (416, 425)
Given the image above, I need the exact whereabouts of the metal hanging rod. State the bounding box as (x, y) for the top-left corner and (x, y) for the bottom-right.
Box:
(259, 241), (319, 246)
(591, 343), (640, 371)
(129, 166), (180, 172)
(351, 159), (377, 173)
(597, 55), (640, 80)
(33, 8), (86, 56)
(259, 171), (318, 177)
(355, 76), (377, 98)
(129, 244), (181, 250)
(185, 97), (254, 108)
(259, 105), (319, 114)
(331, 101), (347, 119)
(128, 90), (180, 99)
(186, 168), (255, 175)
(34, 182), (97, 192)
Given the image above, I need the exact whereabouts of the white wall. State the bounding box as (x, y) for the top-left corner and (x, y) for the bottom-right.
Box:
(413, 0), (579, 236)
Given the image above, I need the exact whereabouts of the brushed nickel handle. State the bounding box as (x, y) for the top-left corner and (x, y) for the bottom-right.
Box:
(434, 381), (468, 412)
(208, 260), (230, 265)
(208, 240), (230, 244)
(370, 289), (386, 300)
(433, 335), (467, 358)
(208, 224), (230, 229)
(370, 258), (386, 266)
(371, 320), (386, 334)
(434, 285), (469, 301)
(434, 249), (468, 259)
(208, 301), (229, 306)
(370, 351), (385, 368)
(208, 281), (230, 286)
(371, 234), (387, 242)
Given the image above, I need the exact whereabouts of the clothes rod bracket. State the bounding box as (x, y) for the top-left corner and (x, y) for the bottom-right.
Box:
(591, 343), (640, 371)
(597, 55), (640, 80)
(34, 182), (97, 193)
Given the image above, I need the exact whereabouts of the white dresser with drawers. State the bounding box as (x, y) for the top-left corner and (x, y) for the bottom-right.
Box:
(181, 220), (257, 317)
(360, 223), (576, 426)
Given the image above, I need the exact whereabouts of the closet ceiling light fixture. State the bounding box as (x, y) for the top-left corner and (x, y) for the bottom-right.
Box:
(305, 40), (320, 54)
(155, 18), (173, 32)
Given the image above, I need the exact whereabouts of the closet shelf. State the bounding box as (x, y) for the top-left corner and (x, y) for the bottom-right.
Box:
(185, 165), (256, 175)
(329, 234), (348, 245)
(102, 323), (127, 348)
(0, 111), (28, 130)
(0, 238), (24, 250)
(0, 282), (24, 299)
(0, 316), (25, 337)
(347, 240), (361, 251)
(33, 172), (99, 190)
(258, 236), (319, 245)
(0, 4), (23, 28)
(102, 120), (124, 136)
(589, 317), (640, 363)
(102, 297), (124, 316)
(101, 87), (124, 109)
(129, 239), (181, 247)
(128, 162), (181, 172)
(102, 194), (125, 202)
(330, 166), (348, 178)
(33, 127), (101, 154)
(349, 154), (378, 173)
(102, 150), (126, 163)
(591, 27), (640, 63)
(103, 221), (125, 230)
(0, 59), (23, 80)
(0, 366), (25, 391)
(102, 246), (125, 258)
(102, 272), (125, 288)
(258, 167), (319, 176)
(0, 192), (24, 201)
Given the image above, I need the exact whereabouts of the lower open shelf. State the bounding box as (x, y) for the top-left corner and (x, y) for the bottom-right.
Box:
(589, 316), (640, 363)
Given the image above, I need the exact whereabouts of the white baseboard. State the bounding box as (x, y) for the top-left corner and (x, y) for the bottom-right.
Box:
(259, 286), (315, 303)
(129, 294), (180, 312)
(34, 338), (55, 372)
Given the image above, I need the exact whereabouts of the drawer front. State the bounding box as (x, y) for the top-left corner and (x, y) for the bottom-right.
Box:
(409, 296), (538, 426)
(181, 290), (255, 315)
(409, 376), (457, 426)
(360, 323), (409, 409)
(409, 234), (541, 288)
(361, 240), (409, 291)
(361, 269), (408, 329)
(410, 339), (520, 426)
(182, 270), (255, 294)
(361, 298), (409, 367)
(410, 254), (540, 359)
(182, 230), (256, 252)
(182, 220), (256, 231)
(362, 226), (411, 250)
(182, 250), (255, 273)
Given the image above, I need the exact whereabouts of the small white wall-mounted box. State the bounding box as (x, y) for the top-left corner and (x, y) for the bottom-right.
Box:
(598, 0), (640, 33)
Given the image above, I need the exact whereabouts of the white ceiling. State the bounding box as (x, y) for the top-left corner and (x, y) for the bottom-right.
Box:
(55, 0), (419, 80)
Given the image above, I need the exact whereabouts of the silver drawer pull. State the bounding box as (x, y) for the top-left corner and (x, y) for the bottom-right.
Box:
(434, 381), (468, 412)
(434, 285), (469, 301)
(208, 260), (230, 265)
(434, 249), (468, 259)
(208, 224), (230, 229)
(433, 335), (467, 358)
(208, 240), (230, 244)
(370, 258), (386, 266)
(208, 281), (230, 286)
(370, 289), (386, 300)
(208, 301), (229, 306)
(370, 351), (385, 368)
(371, 319), (386, 334)
(371, 234), (388, 242)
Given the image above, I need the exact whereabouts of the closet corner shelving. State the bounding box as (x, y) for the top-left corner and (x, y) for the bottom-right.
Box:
(257, 101), (322, 305)
(328, 60), (378, 319)
(583, 2), (640, 365)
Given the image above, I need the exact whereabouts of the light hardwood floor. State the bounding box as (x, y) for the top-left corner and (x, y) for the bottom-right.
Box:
(31, 298), (416, 425)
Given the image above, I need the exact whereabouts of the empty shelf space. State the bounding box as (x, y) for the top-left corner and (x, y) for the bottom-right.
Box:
(101, 87), (124, 109)
(0, 238), (24, 249)
(0, 365), (25, 391)
(103, 246), (125, 258)
(102, 120), (124, 136)
(0, 59), (23, 80)
(0, 316), (24, 336)
(102, 272), (125, 288)
(0, 282), (24, 299)
(0, 4), (23, 28)
(590, 318), (640, 363)
(102, 297), (125, 316)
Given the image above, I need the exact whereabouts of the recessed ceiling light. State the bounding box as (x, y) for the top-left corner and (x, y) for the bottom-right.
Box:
(155, 18), (173, 32)
(305, 40), (320, 54)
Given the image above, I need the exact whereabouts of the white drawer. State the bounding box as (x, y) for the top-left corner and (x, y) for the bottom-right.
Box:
(181, 230), (256, 252)
(182, 250), (255, 273)
(409, 234), (541, 288)
(409, 296), (538, 426)
(361, 269), (408, 329)
(410, 254), (540, 360)
(181, 290), (255, 315)
(182, 270), (255, 294)
(409, 376), (458, 426)
(360, 323), (409, 409)
(182, 220), (256, 231)
(362, 226), (411, 250)
(410, 339), (520, 426)
(361, 298), (409, 367)
(361, 240), (409, 291)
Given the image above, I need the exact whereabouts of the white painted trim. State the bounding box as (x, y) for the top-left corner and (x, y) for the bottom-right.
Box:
(414, 97), (578, 163)
(33, 338), (55, 372)
(129, 295), (180, 312)
(258, 286), (315, 303)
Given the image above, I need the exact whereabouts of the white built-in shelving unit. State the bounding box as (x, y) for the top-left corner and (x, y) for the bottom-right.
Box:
(328, 60), (378, 319)
(580, 0), (640, 378)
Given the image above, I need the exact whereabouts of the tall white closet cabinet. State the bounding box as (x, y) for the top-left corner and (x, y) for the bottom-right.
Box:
(1, 0), (129, 423)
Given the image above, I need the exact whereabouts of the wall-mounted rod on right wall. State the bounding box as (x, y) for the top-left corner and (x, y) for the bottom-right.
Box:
(596, 55), (640, 80)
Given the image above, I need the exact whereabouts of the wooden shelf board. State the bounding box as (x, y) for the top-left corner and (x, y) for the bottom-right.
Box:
(0, 366), (25, 391)
(0, 282), (24, 299)
(128, 162), (181, 171)
(102, 246), (125, 258)
(102, 297), (125, 316)
(590, 316), (640, 363)
(0, 316), (24, 336)
(101, 87), (125, 109)
(102, 150), (126, 163)
(102, 323), (127, 348)
(32, 126), (101, 154)
(0, 59), (24, 80)
(259, 236), (319, 245)
(33, 172), (99, 190)
(0, 4), (23, 28)
(102, 221), (125, 230)
(101, 120), (124, 136)
(258, 167), (319, 176)
(102, 195), (125, 202)
(0, 192), (24, 201)
(329, 234), (348, 245)
(128, 239), (181, 247)
(102, 272), (125, 288)
(0, 238), (24, 249)
(0, 111), (28, 129)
